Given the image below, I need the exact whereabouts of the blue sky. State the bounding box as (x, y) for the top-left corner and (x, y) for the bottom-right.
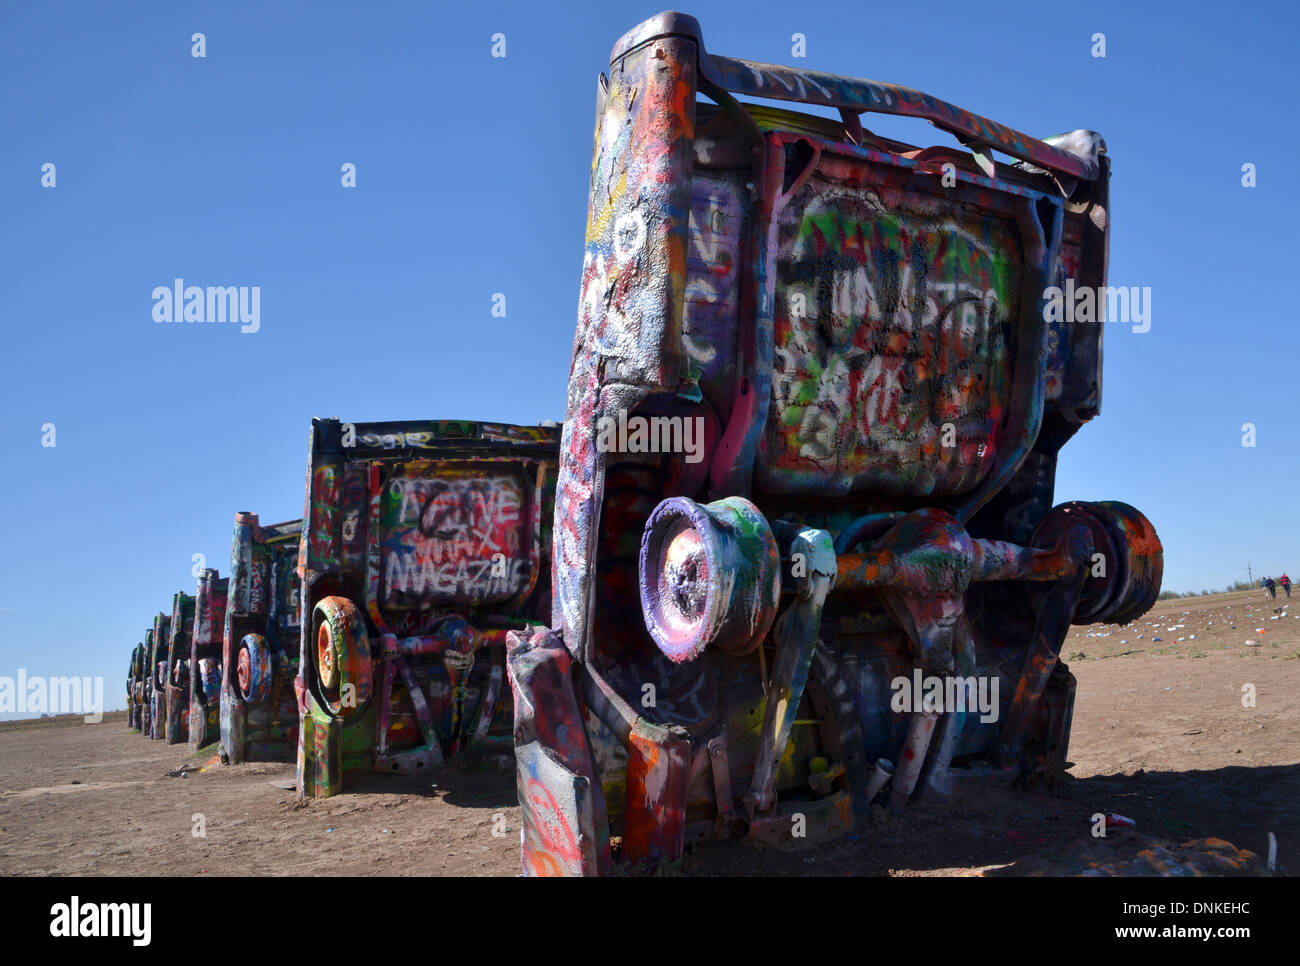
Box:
(1, 0), (1295, 714)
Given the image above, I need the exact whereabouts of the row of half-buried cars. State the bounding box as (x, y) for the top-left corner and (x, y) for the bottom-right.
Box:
(127, 418), (561, 795)
(126, 11), (1166, 875)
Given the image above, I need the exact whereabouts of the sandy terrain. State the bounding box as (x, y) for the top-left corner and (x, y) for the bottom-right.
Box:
(1, 590), (1294, 876)
(0, 718), (520, 876)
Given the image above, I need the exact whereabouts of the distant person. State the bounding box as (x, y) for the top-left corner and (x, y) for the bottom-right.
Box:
(1281, 573), (1292, 598)
(1264, 576), (1277, 599)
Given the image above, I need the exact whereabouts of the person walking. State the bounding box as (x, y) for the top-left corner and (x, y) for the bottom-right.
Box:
(1265, 576), (1277, 599)
(1281, 573), (1292, 598)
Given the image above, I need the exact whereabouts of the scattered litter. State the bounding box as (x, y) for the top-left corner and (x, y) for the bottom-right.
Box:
(198, 754), (223, 773)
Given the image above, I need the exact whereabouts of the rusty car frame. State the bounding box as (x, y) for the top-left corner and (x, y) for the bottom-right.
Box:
(146, 611), (172, 741)
(295, 418), (560, 798)
(220, 513), (303, 764)
(128, 641), (145, 732)
(188, 567), (228, 752)
(164, 590), (196, 744)
(507, 11), (1163, 875)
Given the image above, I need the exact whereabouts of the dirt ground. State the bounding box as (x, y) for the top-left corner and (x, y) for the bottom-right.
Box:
(1, 589), (1295, 876)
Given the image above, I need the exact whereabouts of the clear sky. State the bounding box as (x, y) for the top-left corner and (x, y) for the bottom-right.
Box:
(2, 0), (1296, 714)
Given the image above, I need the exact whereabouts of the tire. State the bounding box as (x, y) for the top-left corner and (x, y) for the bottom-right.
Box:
(312, 596), (371, 717)
(638, 496), (779, 661)
(1031, 501), (1163, 626)
(237, 634), (273, 705)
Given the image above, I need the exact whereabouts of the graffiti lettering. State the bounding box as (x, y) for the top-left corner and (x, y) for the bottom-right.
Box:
(383, 475), (530, 603)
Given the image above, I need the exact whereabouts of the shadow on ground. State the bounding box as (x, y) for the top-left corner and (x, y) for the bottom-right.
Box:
(677, 763), (1295, 876)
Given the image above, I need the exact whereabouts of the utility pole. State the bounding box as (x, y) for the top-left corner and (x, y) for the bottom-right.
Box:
(1248, 563), (1253, 586)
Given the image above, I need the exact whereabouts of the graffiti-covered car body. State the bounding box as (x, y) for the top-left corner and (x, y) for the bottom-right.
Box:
(509, 12), (1163, 875)
(189, 568), (228, 752)
(164, 591), (196, 744)
(128, 642), (145, 732)
(296, 419), (560, 798)
(220, 514), (302, 764)
(147, 612), (172, 740)
(140, 628), (155, 736)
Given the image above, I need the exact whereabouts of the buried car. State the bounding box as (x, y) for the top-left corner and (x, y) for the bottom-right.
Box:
(188, 568), (228, 752)
(220, 513), (303, 764)
(146, 611), (172, 740)
(164, 590), (196, 744)
(139, 628), (155, 737)
(296, 418), (560, 798)
(507, 12), (1163, 875)
(128, 642), (145, 732)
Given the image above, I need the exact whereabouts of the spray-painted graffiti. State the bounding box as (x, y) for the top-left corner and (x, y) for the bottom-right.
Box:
(382, 472), (530, 605)
(165, 591), (196, 744)
(516, 12), (1162, 877)
(683, 174), (749, 395)
(127, 643), (145, 731)
(147, 612), (171, 740)
(297, 418), (560, 799)
(221, 513), (302, 766)
(188, 569), (227, 752)
(524, 777), (582, 875)
(761, 179), (1017, 496)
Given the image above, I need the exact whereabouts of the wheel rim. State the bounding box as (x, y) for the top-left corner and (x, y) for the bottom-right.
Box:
(317, 621), (337, 689)
(237, 647), (251, 695)
(639, 496), (779, 661)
